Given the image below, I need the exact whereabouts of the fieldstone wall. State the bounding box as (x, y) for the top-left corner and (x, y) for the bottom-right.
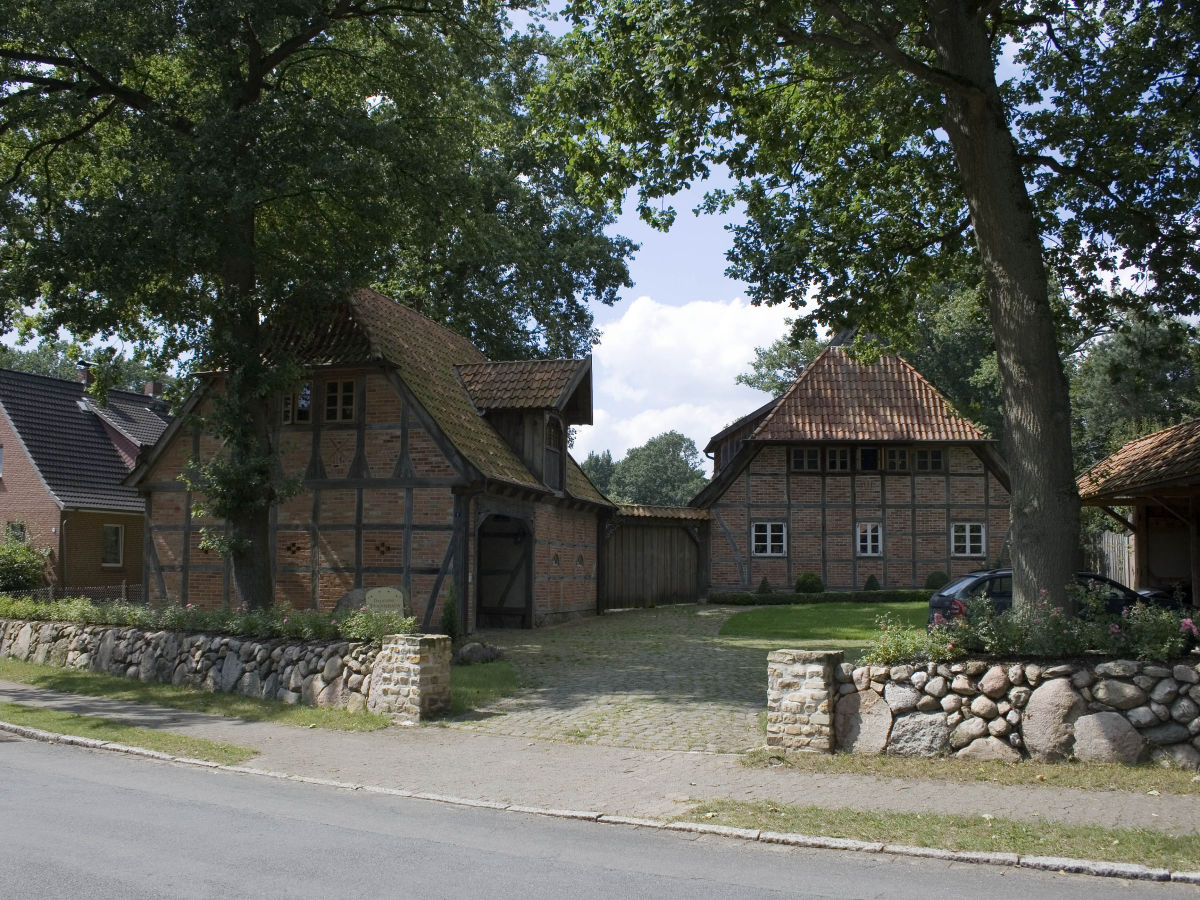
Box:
(768, 651), (1200, 768)
(0, 618), (449, 724)
(766, 649), (842, 753)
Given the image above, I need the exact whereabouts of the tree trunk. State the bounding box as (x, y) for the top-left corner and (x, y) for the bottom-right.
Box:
(928, 1), (1080, 611)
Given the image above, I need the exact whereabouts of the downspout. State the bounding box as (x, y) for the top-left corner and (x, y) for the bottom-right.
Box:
(58, 511), (70, 594)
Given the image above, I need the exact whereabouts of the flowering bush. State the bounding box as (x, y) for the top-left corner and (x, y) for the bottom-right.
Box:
(863, 585), (1198, 664)
(0, 594), (414, 642)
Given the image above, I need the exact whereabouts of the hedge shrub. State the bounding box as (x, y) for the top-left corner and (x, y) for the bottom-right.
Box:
(794, 573), (824, 594)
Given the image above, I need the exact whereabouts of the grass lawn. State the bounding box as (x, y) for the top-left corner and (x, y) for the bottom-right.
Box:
(718, 601), (926, 658)
(0, 657), (391, 731)
(0, 701), (257, 765)
(680, 799), (1200, 871)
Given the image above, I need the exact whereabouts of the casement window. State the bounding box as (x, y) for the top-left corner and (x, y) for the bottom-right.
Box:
(544, 419), (564, 491)
(282, 383), (312, 424)
(856, 522), (882, 557)
(858, 446), (880, 472)
(752, 522), (786, 556)
(951, 522), (986, 557)
(325, 379), (355, 422)
(102, 524), (124, 567)
(915, 448), (945, 471)
(887, 447), (909, 471)
(826, 447), (850, 472)
(791, 447), (820, 471)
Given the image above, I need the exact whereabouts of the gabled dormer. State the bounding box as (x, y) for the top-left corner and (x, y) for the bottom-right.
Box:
(457, 357), (593, 493)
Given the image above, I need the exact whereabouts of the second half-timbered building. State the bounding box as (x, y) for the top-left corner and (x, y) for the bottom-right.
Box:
(127, 289), (612, 630)
(692, 346), (1011, 592)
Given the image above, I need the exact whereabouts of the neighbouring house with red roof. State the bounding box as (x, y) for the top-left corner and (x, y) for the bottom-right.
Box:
(691, 346), (1010, 592)
(1078, 418), (1200, 604)
(126, 289), (613, 630)
(0, 369), (171, 598)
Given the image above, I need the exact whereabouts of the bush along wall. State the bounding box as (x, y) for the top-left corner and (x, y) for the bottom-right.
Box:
(0, 618), (450, 723)
(769, 651), (1200, 769)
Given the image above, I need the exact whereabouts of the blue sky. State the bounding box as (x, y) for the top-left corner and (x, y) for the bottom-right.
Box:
(572, 182), (794, 472)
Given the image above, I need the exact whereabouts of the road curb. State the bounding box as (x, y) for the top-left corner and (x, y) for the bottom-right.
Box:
(2, 717), (1193, 883)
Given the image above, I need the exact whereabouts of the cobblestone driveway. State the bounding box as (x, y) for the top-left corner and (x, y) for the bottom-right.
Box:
(448, 605), (767, 753)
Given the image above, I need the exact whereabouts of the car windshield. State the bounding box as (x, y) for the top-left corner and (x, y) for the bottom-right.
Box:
(940, 575), (982, 597)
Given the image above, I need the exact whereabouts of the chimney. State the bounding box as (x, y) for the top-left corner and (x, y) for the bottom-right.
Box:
(144, 380), (165, 398)
(77, 361), (95, 386)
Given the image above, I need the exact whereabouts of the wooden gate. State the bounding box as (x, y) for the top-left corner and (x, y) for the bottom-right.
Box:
(601, 506), (709, 611)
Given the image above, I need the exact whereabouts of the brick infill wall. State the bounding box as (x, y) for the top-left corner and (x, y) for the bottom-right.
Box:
(0, 618), (449, 725)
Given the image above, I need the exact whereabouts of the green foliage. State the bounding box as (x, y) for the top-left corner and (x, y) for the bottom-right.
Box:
(709, 589), (932, 607)
(755, 576), (772, 596)
(736, 325), (828, 396)
(720, 602), (928, 644)
(860, 615), (967, 666)
(0, 595), (415, 643)
(580, 449), (616, 496)
(0, 536), (47, 592)
(604, 431), (709, 505)
(863, 575), (881, 592)
(794, 573), (824, 594)
(439, 584), (461, 646)
(923, 571), (950, 591)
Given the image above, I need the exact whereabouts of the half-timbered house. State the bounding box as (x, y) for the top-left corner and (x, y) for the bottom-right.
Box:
(691, 346), (1010, 592)
(128, 289), (612, 630)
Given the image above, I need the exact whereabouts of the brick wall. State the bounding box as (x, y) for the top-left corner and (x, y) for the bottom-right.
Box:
(0, 406), (62, 583)
(706, 442), (1010, 592)
(61, 510), (145, 592)
(533, 503), (599, 625)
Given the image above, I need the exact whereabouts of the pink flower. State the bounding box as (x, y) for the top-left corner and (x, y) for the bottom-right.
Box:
(1182, 618), (1198, 638)
(933, 613), (947, 626)
(1108, 623), (1121, 635)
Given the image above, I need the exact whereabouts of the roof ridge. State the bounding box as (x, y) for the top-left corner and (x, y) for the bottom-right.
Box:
(748, 344), (833, 441)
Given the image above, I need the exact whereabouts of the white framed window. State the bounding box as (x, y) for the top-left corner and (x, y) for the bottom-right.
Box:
(791, 447), (820, 471)
(858, 446), (879, 471)
(102, 524), (124, 567)
(324, 379), (355, 422)
(887, 447), (909, 471)
(752, 522), (786, 556)
(951, 522), (985, 557)
(856, 522), (882, 557)
(916, 448), (945, 471)
(827, 447), (850, 472)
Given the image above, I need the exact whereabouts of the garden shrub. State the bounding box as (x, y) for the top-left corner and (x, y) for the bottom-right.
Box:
(0, 536), (47, 593)
(860, 614), (966, 665)
(439, 583), (461, 645)
(756, 576), (772, 595)
(794, 573), (824, 594)
(862, 574), (881, 591)
(923, 570), (949, 590)
(0, 594), (414, 643)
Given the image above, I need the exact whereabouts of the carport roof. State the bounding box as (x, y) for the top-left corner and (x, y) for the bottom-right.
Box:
(1078, 418), (1200, 503)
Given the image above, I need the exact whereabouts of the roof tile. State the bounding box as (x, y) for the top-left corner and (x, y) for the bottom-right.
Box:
(1078, 418), (1200, 501)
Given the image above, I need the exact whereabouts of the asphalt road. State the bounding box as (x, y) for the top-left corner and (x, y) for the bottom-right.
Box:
(1, 738), (1194, 899)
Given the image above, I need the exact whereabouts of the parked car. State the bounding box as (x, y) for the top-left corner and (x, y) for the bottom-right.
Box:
(927, 568), (1182, 627)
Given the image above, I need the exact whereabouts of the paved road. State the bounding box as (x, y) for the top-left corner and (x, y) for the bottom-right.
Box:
(4, 740), (1194, 900)
(455, 605), (768, 752)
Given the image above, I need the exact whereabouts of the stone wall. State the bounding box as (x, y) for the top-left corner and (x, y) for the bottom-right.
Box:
(766, 650), (842, 753)
(769, 652), (1200, 768)
(0, 618), (450, 724)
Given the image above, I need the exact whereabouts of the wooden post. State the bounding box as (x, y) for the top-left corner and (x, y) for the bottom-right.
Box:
(1133, 503), (1149, 589)
(1190, 496), (1200, 611)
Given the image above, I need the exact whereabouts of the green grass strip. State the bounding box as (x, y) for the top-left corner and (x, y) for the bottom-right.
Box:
(743, 747), (1200, 795)
(684, 799), (1200, 871)
(446, 659), (519, 718)
(719, 601), (928, 642)
(0, 701), (257, 765)
(0, 657), (391, 732)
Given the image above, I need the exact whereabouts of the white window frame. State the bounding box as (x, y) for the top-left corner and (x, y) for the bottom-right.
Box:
(856, 522), (882, 557)
(827, 447), (850, 472)
(951, 522), (986, 557)
(752, 521), (786, 557)
(791, 447), (820, 471)
(101, 524), (124, 567)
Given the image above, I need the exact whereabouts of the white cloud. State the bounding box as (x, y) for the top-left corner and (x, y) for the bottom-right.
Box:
(572, 295), (793, 473)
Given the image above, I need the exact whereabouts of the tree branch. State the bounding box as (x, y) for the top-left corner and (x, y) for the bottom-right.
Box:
(2, 100), (119, 188)
(1022, 153), (1158, 227)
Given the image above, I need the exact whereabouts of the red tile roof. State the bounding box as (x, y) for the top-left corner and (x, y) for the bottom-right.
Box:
(751, 347), (988, 443)
(616, 505), (711, 521)
(457, 358), (590, 416)
(1078, 418), (1200, 502)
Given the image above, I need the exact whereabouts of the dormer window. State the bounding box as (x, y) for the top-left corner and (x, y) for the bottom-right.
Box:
(545, 419), (564, 491)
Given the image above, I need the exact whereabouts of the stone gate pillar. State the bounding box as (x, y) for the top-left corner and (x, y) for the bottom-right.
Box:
(766, 649), (843, 753)
(366, 634), (451, 723)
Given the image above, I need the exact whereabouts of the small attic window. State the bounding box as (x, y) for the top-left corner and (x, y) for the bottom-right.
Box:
(545, 419), (564, 491)
(77, 399), (90, 412)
